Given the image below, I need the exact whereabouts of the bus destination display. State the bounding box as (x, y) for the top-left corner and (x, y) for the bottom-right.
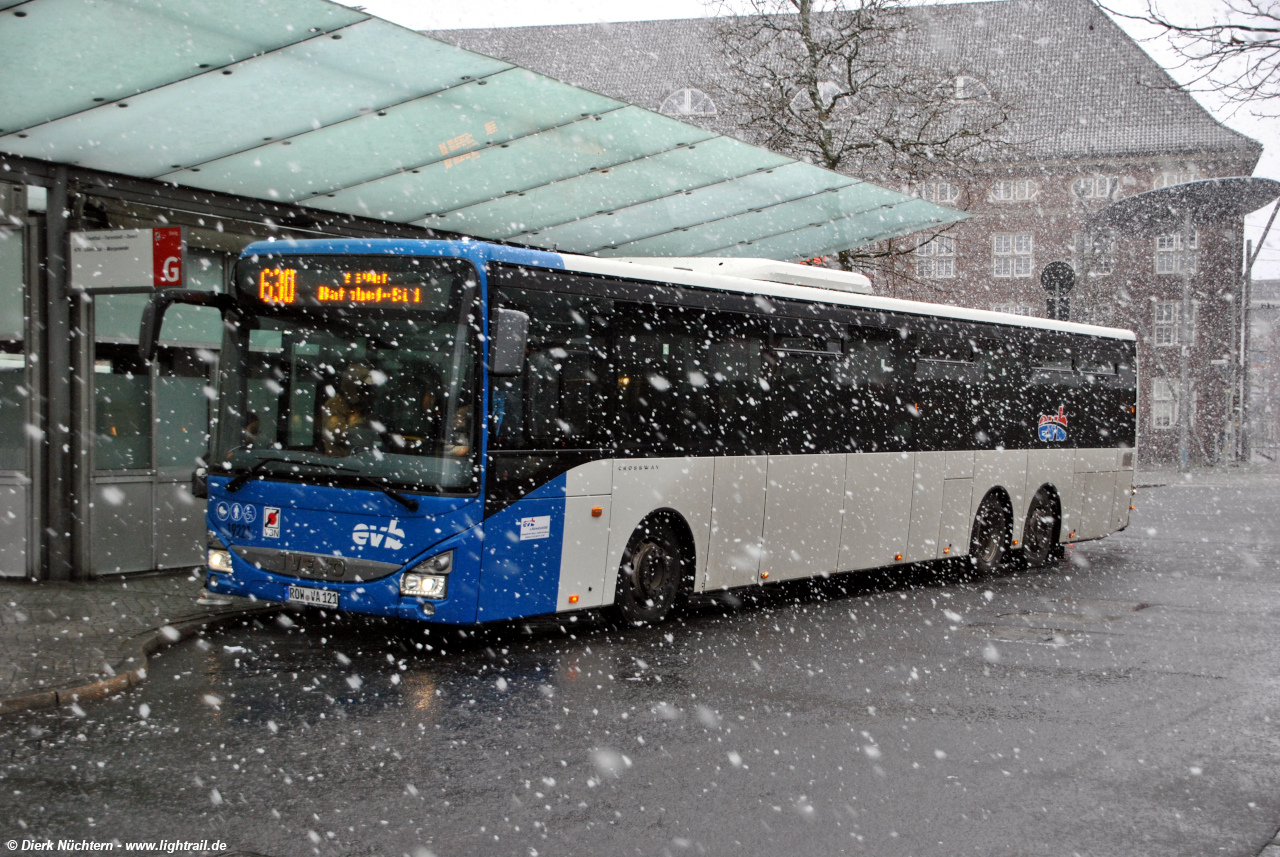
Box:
(255, 267), (425, 307)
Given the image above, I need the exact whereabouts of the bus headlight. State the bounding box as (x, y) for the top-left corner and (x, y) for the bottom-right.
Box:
(401, 551), (453, 599)
(401, 572), (448, 599)
(208, 548), (234, 573)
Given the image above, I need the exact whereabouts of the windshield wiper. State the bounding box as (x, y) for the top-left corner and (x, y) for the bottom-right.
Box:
(226, 456), (291, 493)
(226, 456), (419, 512)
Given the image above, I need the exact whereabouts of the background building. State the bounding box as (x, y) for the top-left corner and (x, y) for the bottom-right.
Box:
(438, 0), (1265, 465)
(1249, 278), (1280, 460)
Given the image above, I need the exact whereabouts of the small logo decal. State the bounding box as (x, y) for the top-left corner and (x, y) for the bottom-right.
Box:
(230, 503), (244, 522)
(262, 506), (281, 539)
(242, 504), (257, 524)
(519, 515), (552, 541)
(215, 501), (230, 521)
(352, 519), (405, 550)
(1038, 405), (1068, 442)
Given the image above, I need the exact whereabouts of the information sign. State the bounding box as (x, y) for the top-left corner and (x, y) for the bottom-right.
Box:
(70, 227), (184, 290)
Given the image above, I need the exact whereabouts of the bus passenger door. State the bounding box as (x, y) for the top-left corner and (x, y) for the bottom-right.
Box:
(705, 456), (766, 590)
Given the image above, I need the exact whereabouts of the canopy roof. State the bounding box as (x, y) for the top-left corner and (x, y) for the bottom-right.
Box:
(1093, 177), (1280, 235)
(0, 0), (964, 259)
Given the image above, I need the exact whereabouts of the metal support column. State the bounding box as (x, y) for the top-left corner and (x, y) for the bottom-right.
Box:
(41, 168), (75, 580)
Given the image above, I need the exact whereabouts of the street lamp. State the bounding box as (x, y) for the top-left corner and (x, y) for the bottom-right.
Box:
(1090, 177), (1280, 470)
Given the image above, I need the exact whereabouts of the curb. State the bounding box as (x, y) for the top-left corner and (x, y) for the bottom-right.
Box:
(0, 603), (279, 717)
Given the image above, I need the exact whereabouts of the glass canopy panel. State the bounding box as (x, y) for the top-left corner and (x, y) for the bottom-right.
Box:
(0, 1), (966, 258)
(162, 67), (619, 202)
(442, 137), (793, 241)
(0, 0), (365, 134)
(309, 106), (712, 224)
(1, 18), (509, 177)
(599, 181), (922, 257)
(702, 199), (963, 260)
(525, 161), (852, 252)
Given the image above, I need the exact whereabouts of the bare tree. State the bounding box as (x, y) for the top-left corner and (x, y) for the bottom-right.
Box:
(1103, 1), (1280, 110)
(707, 0), (1012, 272)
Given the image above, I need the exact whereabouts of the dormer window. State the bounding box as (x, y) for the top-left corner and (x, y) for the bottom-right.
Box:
(790, 80), (844, 112)
(950, 75), (991, 102)
(659, 88), (717, 117)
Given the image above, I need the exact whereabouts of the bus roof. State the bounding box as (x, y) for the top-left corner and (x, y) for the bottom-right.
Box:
(564, 255), (1135, 343)
(240, 238), (1136, 342)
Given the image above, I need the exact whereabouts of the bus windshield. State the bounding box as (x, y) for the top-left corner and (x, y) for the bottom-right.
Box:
(216, 255), (479, 494)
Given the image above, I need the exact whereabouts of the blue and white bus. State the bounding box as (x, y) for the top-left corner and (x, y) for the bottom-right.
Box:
(141, 239), (1137, 626)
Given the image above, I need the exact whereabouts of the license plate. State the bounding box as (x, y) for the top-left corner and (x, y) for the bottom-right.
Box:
(287, 585), (338, 608)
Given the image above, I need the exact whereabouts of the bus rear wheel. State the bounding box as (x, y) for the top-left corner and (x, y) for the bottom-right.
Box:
(1021, 492), (1059, 568)
(968, 494), (1011, 575)
(615, 519), (684, 625)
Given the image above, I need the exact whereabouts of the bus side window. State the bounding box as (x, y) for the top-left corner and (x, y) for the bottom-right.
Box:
(490, 288), (611, 450)
(707, 318), (768, 455)
(841, 327), (904, 452)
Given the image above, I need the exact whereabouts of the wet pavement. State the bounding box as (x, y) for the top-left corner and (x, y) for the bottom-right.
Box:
(4, 468), (1280, 856)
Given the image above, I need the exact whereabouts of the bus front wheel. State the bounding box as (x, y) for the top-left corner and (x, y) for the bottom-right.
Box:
(968, 494), (1011, 575)
(615, 519), (684, 625)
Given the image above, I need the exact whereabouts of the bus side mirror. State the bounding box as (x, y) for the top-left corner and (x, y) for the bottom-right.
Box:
(489, 308), (529, 376)
(138, 289), (237, 362)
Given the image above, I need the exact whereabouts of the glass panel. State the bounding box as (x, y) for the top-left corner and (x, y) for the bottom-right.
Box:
(315, 106), (711, 224)
(184, 250), (226, 292)
(94, 344), (151, 471)
(459, 137), (791, 241)
(154, 348), (213, 470)
(160, 305), (224, 346)
(0, 217), (22, 340)
(220, 255), (480, 493)
(170, 67), (612, 203)
(489, 289), (614, 450)
(605, 182), (916, 258)
(94, 293), (148, 343)
(547, 159), (851, 251)
(499, 159), (839, 251)
(0, 348), (26, 471)
(689, 198), (963, 261)
(612, 304), (717, 455)
(5, 20), (509, 177)
(0, 0), (367, 132)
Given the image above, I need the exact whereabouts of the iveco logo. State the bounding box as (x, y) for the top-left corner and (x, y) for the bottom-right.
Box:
(352, 519), (405, 550)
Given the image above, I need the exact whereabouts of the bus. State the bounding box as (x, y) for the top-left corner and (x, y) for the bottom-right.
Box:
(140, 239), (1137, 626)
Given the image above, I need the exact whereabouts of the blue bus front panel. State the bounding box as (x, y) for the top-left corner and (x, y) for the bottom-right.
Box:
(204, 476), (485, 624)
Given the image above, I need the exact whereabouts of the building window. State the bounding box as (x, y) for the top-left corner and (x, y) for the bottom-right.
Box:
(1155, 230), (1197, 274)
(916, 181), (960, 204)
(659, 88), (718, 117)
(915, 236), (956, 278)
(993, 233), (1033, 277)
(1073, 230), (1116, 275)
(950, 75), (992, 102)
(1077, 303), (1113, 326)
(992, 304), (1033, 316)
(1152, 300), (1198, 346)
(1151, 378), (1176, 428)
(790, 80), (843, 112)
(991, 179), (1037, 202)
(1153, 169), (1199, 189)
(1072, 176), (1119, 199)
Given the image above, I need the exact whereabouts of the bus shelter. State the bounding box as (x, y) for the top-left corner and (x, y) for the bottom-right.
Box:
(0, 0), (963, 580)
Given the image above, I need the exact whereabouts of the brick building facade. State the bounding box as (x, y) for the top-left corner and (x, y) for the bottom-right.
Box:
(438, 0), (1264, 464)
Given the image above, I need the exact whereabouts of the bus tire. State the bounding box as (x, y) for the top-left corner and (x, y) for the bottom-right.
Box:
(614, 518), (685, 625)
(968, 492), (1011, 575)
(1021, 491), (1059, 568)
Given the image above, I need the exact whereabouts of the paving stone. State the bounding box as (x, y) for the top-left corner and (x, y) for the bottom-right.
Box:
(0, 570), (276, 713)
